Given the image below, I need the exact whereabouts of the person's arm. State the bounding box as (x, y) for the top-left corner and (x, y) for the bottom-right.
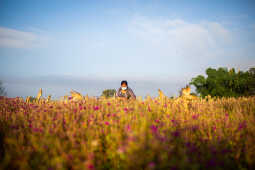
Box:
(116, 88), (121, 97)
(128, 88), (136, 99)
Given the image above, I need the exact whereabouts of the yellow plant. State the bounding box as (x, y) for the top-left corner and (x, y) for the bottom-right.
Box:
(36, 88), (42, 100)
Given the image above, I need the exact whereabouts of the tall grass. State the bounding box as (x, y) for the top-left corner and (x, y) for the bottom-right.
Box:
(0, 96), (255, 170)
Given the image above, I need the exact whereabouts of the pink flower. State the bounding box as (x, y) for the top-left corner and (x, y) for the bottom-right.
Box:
(87, 164), (95, 170)
(150, 125), (158, 133)
(148, 106), (151, 112)
(104, 121), (110, 126)
(93, 106), (99, 111)
(238, 121), (247, 131)
(172, 130), (180, 137)
(192, 114), (199, 120)
(148, 162), (155, 169)
(79, 105), (83, 110)
(126, 124), (131, 132)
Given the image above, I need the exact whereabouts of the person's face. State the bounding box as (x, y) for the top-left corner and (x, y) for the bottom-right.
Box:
(121, 83), (127, 88)
(121, 83), (127, 90)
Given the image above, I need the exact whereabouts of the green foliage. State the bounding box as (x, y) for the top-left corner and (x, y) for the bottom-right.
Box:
(0, 81), (7, 96)
(101, 89), (116, 98)
(190, 67), (255, 97)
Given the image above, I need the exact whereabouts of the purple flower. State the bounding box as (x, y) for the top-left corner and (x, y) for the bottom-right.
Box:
(238, 121), (247, 131)
(206, 158), (217, 167)
(31, 105), (38, 109)
(93, 106), (99, 111)
(126, 124), (131, 132)
(148, 162), (155, 169)
(150, 125), (158, 133)
(79, 105), (83, 110)
(172, 130), (180, 137)
(192, 114), (199, 120)
(67, 154), (73, 160)
(104, 121), (110, 126)
(87, 164), (95, 170)
(192, 125), (199, 132)
(221, 148), (232, 154)
(212, 126), (216, 131)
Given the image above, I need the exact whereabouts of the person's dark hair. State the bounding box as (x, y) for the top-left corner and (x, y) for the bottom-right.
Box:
(121, 80), (128, 86)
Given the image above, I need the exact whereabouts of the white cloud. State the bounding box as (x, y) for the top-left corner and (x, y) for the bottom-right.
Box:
(0, 27), (49, 49)
(128, 17), (232, 59)
(127, 16), (255, 73)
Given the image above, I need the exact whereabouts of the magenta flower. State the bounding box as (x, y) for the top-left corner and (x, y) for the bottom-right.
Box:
(238, 121), (247, 131)
(192, 125), (199, 132)
(192, 114), (199, 120)
(104, 121), (110, 126)
(87, 164), (95, 170)
(172, 130), (180, 137)
(148, 106), (152, 112)
(148, 162), (155, 169)
(79, 105), (83, 110)
(212, 126), (216, 131)
(126, 124), (131, 132)
(150, 125), (158, 133)
(93, 106), (99, 111)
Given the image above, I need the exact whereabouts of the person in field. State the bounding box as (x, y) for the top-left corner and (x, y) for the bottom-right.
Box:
(116, 80), (136, 99)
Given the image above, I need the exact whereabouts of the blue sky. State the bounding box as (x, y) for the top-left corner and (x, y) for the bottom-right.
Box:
(0, 0), (255, 98)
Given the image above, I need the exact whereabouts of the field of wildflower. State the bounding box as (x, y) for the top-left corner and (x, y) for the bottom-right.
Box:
(0, 95), (255, 170)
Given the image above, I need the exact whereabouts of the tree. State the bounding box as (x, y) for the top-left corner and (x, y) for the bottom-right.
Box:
(0, 81), (7, 96)
(247, 67), (255, 95)
(190, 67), (254, 98)
(101, 89), (116, 98)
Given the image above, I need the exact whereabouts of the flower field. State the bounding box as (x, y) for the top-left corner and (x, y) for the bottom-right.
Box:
(0, 96), (255, 170)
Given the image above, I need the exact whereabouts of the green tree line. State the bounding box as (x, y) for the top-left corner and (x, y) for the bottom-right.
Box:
(190, 67), (255, 97)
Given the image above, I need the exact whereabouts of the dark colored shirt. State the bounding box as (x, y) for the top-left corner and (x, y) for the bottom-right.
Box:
(116, 87), (136, 99)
